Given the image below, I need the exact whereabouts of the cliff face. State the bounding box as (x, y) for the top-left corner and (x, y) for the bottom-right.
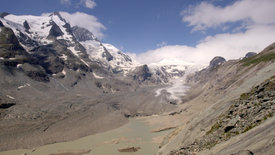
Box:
(159, 43), (275, 155)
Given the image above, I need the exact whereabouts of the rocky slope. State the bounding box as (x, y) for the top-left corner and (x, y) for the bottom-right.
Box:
(170, 76), (275, 155)
(158, 42), (275, 155)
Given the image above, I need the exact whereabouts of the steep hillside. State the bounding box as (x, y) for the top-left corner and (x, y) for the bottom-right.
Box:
(158, 43), (275, 155)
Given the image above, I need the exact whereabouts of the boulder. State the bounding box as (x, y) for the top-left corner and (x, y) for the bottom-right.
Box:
(224, 116), (240, 132)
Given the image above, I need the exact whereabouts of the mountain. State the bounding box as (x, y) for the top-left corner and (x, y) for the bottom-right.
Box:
(0, 12), (205, 151)
(0, 12), (187, 150)
(0, 12), (139, 77)
(158, 43), (275, 155)
(2, 11), (271, 154)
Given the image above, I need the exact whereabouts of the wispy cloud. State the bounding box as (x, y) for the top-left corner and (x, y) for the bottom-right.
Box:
(60, 0), (71, 6)
(156, 41), (167, 47)
(81, 0), (96, 9)
(59, 12), (106, 39)
(60, 0), (96, 9)
(135, 0), (275, 65)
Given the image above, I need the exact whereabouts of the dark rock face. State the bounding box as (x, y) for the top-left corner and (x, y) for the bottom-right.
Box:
(0, 21), (3, 27)
(18, 31), (39, 48)
(21, 63), (49, 82)
(0, 27), (25, 52)
(0, 95), (16, 109)
(132, 65), (152, 83)
(102, 47), (114, 61)
(72, 26), (96, 42)
(23, 20), (30, 30)
(244, 52), (257, 59)
(209, 56), (226, 69)
(0, 12), (9, 18)
(32, 45), (64, 74)
(47, 21), (64, 39)
(118, 51), (132, 62)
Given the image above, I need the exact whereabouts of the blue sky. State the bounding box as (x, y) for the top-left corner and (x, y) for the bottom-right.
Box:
(1, 0), (232, 53)
(1, 0), (275, 64)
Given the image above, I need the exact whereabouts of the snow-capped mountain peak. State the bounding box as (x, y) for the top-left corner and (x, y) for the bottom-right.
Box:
(0, 12), (139, 76)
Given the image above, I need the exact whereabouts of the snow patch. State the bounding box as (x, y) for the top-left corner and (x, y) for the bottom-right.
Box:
(93, 73), (104, 79)
(6, 95), (15, 100)
(62, 69), (66, 75)
(18, 83), (30, 89)
(60, 54), (68, 60)
(68, 47), (89, 66)
(16, 64), (22, 68)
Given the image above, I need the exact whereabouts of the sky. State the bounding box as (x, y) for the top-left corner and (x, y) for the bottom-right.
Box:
(1, 0), (275, 64)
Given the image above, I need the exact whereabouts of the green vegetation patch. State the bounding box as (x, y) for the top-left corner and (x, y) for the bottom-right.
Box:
(241, 53), (275, 66)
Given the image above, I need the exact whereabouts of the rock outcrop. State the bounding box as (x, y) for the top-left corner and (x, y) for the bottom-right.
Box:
(71, 26), (96, 42)
(209, 56), (226, 69)
(244, 52), (256, 58)
(0, 94), (16, 109)
(131, 65), (152, 83)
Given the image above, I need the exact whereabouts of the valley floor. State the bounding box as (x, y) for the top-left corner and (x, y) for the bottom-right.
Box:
(0, 115), (175, 155)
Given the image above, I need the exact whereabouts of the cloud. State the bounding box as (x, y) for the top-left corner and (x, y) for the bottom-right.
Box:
(181, 0), (275, 31)
(60, 0), (96, 9)
(136, 25), (275, 65)
(81, 0), (96, 9)
(157, 41), (168, 47)
(134, 0), (275, 65)
(60, 0), (71, 6)
(59, 12), (106, 39)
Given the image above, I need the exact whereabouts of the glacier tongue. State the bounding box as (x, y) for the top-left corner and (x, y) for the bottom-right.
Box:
(152, 59), (206, 101)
